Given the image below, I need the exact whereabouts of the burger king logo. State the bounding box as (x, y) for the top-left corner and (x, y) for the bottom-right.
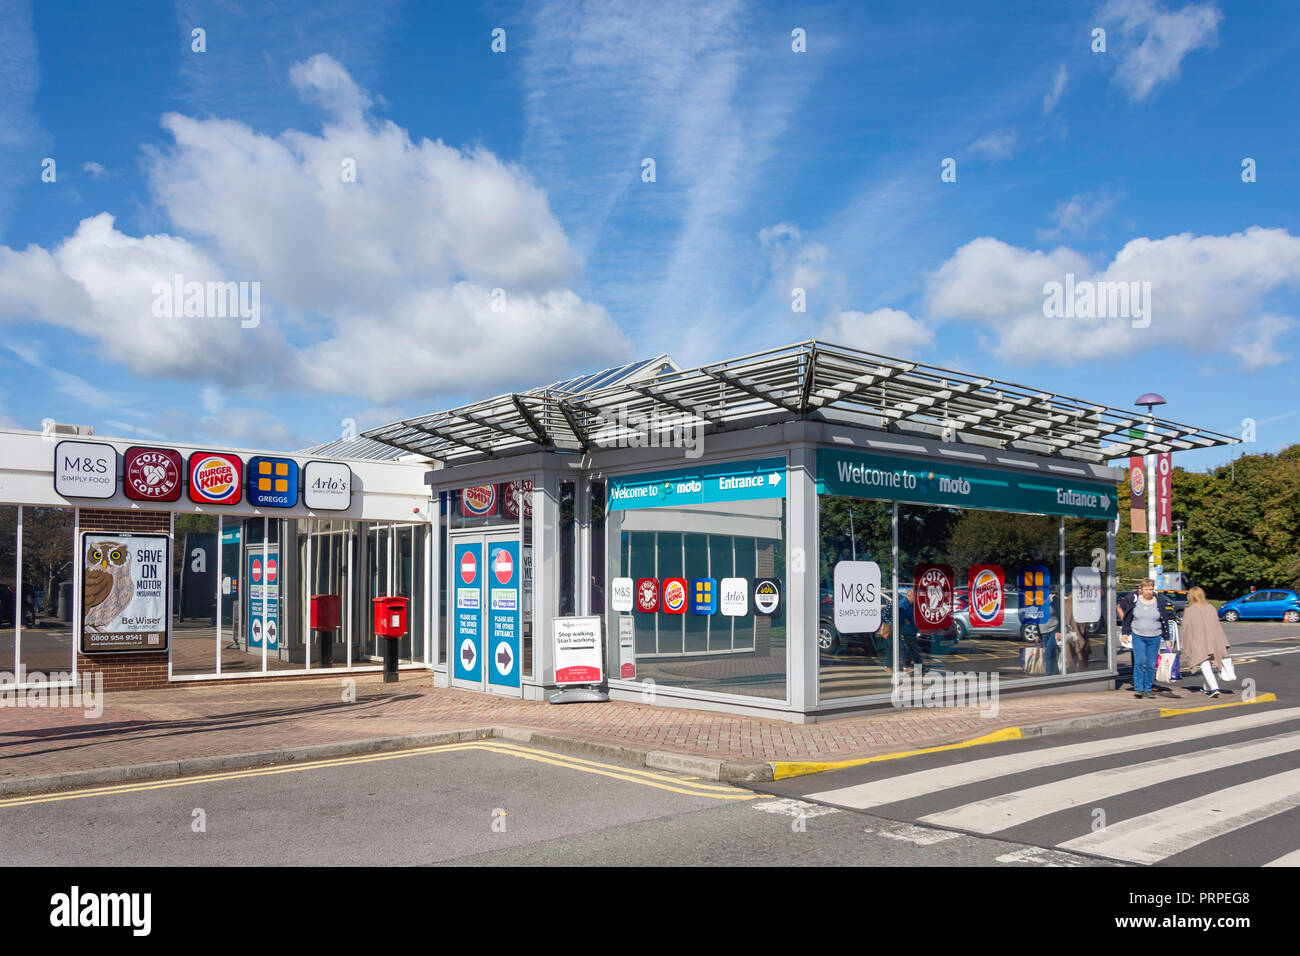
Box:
(461, 484), (497, 517)
(1130, 465), (1145, 497)
(968, 565), (1005, 628)
(662, 578), (687, 614)
(188, 453), (243, 505)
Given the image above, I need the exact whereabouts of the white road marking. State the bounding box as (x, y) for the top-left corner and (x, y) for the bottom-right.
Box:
(805, 706), (1300, 810)
(919, 730), (1300, 834)
(861, 820), (958, 845)
(752, 798), (839, 818)
(995, 847), (1088, 867)
(1263, 848), (1300, 867)
(1059, 766), (1300, 864)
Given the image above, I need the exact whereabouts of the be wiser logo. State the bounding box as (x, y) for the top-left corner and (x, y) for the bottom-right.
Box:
(188, 453), (243, 505)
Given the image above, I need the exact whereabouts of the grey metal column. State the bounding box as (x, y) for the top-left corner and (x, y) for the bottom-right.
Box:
(1107, 517), (1118, 673)
(1059, 516), (1067, 675)
(891, 502), (899, 678)
(534, 470), (558, 689)
(788, 444), (815, 715)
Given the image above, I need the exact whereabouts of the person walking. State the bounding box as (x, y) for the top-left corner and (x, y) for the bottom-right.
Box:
(1180, 587), (1235, 697)
(1118, 578), (1174, 698)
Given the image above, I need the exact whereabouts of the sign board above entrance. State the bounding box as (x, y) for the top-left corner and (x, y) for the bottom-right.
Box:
(608, 457), (786, 512)
(816, 448), (1117, 520)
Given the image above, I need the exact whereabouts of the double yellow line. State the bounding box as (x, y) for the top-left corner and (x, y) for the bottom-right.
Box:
(0, 740), (759, 808)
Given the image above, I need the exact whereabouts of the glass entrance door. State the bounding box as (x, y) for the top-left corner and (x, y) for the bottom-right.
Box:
(449, 532), (522, 696)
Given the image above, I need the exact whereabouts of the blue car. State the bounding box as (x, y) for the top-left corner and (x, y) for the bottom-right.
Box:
(1218, 590), (1300, 623)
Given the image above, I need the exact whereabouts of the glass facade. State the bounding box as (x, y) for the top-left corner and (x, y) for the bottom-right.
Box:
(607, 496), (787, 700)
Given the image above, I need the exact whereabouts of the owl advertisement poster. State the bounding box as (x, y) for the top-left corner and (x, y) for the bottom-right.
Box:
(80, 532), (170, 653)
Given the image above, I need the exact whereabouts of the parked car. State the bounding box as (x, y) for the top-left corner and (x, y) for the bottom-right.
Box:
(818, 588), (960, 657)
(951, 588), (1058, 642)
(1218, 590), (1300, 623)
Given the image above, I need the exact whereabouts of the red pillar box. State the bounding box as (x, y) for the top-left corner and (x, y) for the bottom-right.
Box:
(372, 596), (409, 638)
(310, 594), (341, 632)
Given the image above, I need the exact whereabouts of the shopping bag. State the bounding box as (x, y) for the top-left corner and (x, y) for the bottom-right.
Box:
(1020, 646), (1045, 675)
(1119, 632), (1133, 651)
(1155, 646), (1181, 683)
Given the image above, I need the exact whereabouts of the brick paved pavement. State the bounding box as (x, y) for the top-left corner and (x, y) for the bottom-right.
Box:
(0, 672), (1218, 784)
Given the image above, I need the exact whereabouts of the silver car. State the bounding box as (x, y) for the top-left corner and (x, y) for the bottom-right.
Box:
(952, 589), (1058, 642)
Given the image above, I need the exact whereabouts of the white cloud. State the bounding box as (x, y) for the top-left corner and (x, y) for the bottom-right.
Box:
(927, 227), (1300, 369)
(969, 129), (1018, 161)
(1101, 0), (1222, 102)
(82, 161), (108, 180)
(761, 222), (829, 297)
(820, 308), (935, 358)
(1037, 190), (1118, 240)
(0, 54), (629, 404)
(1043, 64), (1068, 114)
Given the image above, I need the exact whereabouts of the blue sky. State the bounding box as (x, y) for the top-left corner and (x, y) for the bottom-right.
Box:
(1, 0), (1297, 470)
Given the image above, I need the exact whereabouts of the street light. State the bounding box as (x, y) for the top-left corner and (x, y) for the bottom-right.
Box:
(1135, 393), (1166, 582)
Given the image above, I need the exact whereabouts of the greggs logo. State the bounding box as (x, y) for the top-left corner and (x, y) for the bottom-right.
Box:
(189, 453), (243, 504)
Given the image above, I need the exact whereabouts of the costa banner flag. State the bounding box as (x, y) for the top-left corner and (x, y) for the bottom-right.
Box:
(1129, 456), (1147, 534)
(1155, 452), (1172, 536)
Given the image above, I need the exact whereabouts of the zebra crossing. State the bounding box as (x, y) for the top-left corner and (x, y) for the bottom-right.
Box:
(769, 704), (1300, 866)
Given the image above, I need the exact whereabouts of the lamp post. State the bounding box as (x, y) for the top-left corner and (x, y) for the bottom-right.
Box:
(1135, 393), (1166, 583)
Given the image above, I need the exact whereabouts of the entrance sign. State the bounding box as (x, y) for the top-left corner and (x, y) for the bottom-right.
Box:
(968, 565), (1005, 628)
(487, 541), (520, 690)
(610, 577), (634, 613)
(554, 616), (603, 685)
(1018, 566), (1051, 623)
(55, 441), (116, 499)
(124, 447), (183, 502)
(752, 578), (781, 616)
(1071, 567), (1103, 624)
(834, 561), (881, 633)
(608, 457), (786, 512)
(913, 564), (953, 632)
(80, 532), (169, 653)
(817, 448), (1117, 520)
(453, 542), (483, 682)
(719, 578), (748, 617)
(304, 460), (352, 510)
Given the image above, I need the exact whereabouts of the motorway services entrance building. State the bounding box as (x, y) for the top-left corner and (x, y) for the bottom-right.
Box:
(0, 341), (1236, 720)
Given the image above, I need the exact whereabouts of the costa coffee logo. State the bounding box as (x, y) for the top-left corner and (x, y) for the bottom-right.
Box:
(969, 566), (1004, 627)
(914, 564), (953, 630)
(124, 447), (182, 502)
(636, 578), (659, 613)
(189, 453), (243, 505)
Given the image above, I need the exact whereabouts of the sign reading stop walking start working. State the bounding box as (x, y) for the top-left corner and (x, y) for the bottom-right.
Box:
(554, 616), (603, 685)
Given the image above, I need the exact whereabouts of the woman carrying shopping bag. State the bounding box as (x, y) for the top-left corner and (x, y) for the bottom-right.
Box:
(1118, 578), (1175, 698)
(1180, 587), (1236, 698)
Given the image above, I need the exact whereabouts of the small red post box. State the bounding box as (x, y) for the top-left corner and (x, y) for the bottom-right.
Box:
(310, 594), (341, 631)
(372, 596), (409, 638)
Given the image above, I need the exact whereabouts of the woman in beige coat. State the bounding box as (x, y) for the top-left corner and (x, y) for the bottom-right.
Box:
(1181, 587), (1236, 698)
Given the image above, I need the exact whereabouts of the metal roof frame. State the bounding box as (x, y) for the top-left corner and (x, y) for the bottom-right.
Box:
(362, 340), (1238, 466)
